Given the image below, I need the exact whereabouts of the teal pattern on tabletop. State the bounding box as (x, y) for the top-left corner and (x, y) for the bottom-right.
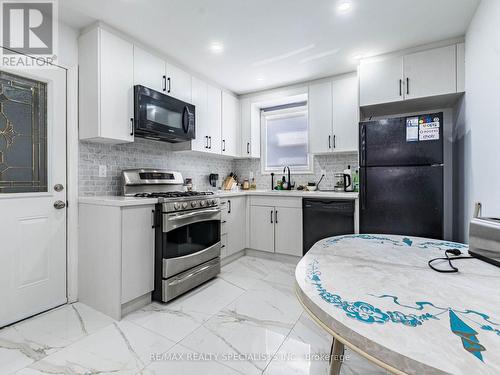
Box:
(306, 234), (500, 364)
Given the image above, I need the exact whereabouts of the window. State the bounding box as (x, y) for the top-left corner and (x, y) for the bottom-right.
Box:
(261, 104), (311, 173)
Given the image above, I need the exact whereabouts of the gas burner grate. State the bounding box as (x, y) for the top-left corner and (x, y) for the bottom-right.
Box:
(134, 191), (214, 198)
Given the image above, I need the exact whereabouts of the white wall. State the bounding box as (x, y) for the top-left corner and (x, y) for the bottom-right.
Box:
(464, 0), (500, 235)
(58, 21), (79, 68)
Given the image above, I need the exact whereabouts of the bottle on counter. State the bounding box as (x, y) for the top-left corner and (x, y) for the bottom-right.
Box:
(353, 170), (359, 192)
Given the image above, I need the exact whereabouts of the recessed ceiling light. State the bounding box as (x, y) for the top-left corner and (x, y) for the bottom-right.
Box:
(337, 1), (352, 13)
(209, 42), (224, 54)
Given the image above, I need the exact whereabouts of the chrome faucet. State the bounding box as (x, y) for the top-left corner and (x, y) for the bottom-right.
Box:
(283, 166), (291, 190)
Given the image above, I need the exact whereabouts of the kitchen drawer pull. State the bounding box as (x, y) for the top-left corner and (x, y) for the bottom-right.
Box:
(270, 210), (273, 223)
(406, 77), (409, 95)
(333, 135), (336, 149)
(162, 75), (167, 92)
(228, 200), (231, 214)
(328, 135), (331, 149)
(167, 77), (171, 93)
(247, 142), (250, 154)
(275, 210), (278, 224)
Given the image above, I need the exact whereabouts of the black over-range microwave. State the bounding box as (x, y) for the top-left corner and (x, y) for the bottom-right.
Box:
(134, 85), (195, 143)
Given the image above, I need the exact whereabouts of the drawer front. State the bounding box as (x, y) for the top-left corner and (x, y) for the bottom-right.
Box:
(250, 195), (302, 208)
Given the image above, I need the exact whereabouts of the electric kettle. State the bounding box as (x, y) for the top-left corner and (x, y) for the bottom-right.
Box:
(343, 165), (354, 192)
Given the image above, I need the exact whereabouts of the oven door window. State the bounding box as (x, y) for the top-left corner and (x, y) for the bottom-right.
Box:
(164, 220), (220, 259)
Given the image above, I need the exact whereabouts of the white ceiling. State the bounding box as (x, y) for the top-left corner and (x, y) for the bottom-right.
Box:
(59, 0), (479, 95)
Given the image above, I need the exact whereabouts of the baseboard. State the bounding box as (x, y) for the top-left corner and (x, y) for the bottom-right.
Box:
(221, 250), (245, 267)
(121, 293), (152, 319)
(244, 248), (301, 265)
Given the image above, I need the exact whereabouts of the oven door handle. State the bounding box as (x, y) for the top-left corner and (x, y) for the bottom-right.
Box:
(164, 208), (221, 232)
(167, 261), (218, 286)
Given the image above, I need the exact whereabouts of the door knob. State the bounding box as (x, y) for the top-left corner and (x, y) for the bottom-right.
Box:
(54, 183), (64, 192)
(54, 200), (66, 209)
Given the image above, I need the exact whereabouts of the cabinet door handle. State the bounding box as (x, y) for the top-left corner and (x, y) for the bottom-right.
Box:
(130, 118), (134, 136)
(328, 135), (331, 149)
(222, 139), (226, 152)
(209, 136), (212, 149)
(406, 77), (409, 95)
(333, 135), (336, 149)
(167, 77), (171, 93)
(247, 142), (250, 154)
(270, 210), (273, 224)
(228, 200), (231, 214)
(399, 79), (402, 96)
(205, 136), (209, 148)
(275, 210), (278, 224)
(163, 75), (167, 92)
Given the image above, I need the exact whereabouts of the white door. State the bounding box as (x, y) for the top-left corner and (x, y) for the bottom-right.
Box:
(0, 66), (67, 327)
(221, 91), (240, 157)
(249, 205), (274, 253)
(191, 76), (209, 152)
(207, 84), (222, 154)
(166, 62), (192, 102)
(359, 55), (403, 106)
(332, 75), (359, 153)
(275, 207), (303, 257)
(133, 46), (166, 93)
(403, 45), (457, 100)
(308, 81), (332, 154)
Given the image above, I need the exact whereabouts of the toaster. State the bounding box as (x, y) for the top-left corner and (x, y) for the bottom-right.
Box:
(469, 217), (500, 267)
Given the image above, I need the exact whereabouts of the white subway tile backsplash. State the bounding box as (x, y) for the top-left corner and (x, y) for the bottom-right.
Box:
(79, 138), (358, 196)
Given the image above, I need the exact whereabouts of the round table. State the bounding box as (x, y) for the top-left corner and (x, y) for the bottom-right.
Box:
(295, 234), (500, 375)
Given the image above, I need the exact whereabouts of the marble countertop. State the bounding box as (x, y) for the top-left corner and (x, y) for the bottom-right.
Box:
(295, 234), (500, 375)
(79, 190), (358, 206)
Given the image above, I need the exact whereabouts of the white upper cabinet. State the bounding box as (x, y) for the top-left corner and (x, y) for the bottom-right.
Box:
(359, 44), (463, 106)
(79, 26), (134, 143)
(309, 75), (358, 154)
(359, 55), (403, 107)
(207, 84), (222, 154)
(403, 45), (456, 100)
(191, 76), (209, 152)
(221, 91), (240, 157)
(240, 98), (261, 158)
(457, 42), (465, 93)
(332, 75), (359, 153)
(133, 46), (166, 93)
(309, 81), (333, 154)
(166, 62), (192, 103)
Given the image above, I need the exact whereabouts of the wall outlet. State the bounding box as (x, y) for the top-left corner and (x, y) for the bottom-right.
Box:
(98, 165), (107, 178)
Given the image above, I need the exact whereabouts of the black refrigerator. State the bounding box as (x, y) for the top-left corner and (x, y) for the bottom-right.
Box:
(359, 112), (444, 239)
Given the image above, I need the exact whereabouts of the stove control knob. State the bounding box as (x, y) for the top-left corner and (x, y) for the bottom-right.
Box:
(182, 202), (188, 209)
(173, 202), (181, 210)
(212, 199), (217, 205)
(200, 200), (206, 207)
(191, 201), (197, 208)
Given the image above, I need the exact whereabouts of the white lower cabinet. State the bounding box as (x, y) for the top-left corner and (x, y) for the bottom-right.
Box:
(220, 197), (246, 258)
(274, 207), (302, 256)
(249, 197), (303, 257)
(121, 206), (155, 304)
(79, 203), (156, 320)
(249, 205), (275, 253)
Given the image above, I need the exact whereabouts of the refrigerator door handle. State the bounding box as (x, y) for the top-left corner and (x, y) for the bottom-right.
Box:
(360, 169), (367, 210)
(360, 123), (367, 166)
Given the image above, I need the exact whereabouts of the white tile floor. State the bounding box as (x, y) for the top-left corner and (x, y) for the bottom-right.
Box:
(0, 256), (387, 375)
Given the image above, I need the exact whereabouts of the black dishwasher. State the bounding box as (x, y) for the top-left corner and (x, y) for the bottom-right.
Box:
(303, 199), (355, 255)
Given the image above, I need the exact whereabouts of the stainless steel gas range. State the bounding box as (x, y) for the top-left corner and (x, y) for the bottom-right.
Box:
(122, 169), (221, 302)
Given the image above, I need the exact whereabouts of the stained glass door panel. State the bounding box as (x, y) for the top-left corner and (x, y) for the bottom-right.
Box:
(0, 71), (47, 193)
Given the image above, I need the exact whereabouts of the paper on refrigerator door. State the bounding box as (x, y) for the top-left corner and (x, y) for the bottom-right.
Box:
(406, 117), (419, 142)
(419, 115), (440, 141)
